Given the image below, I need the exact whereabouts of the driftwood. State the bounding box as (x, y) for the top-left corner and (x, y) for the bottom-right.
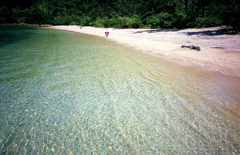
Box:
(181, 45), (201, 51)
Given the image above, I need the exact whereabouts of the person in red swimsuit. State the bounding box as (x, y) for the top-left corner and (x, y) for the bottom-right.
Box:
(105, 31), (109, 37)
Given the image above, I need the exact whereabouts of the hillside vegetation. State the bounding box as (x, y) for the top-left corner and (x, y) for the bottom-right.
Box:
(1, 0), (239, 31)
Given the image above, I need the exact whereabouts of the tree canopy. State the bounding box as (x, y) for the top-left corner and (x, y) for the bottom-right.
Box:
(1, 0), (239, 31)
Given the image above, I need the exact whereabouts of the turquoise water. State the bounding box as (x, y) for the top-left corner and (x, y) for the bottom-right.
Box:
(0, 26), (240, 154)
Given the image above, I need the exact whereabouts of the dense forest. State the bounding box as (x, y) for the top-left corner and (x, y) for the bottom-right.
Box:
(0, 0), (239, 31)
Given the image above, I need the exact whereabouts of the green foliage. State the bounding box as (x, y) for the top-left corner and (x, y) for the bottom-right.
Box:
(130, 14), (142, 28)
(11, 6), (25, 23)
(81, 16), (92, 26)
(0, 2), (11, 23)
(144, 13), (172, 28)
(195, 16), (223, 27)
(1, 0), (239, 32)
(115, 15), (142, 28)
(102, 17), (110, 27)
(109, 18), (118, 28)
(94, 17), (104, 27)
(230, 17), (240, 32)
(93, 17), (111, 27)
(70, 22), (77, 25)
(222, 12), (240, 32)
(51, 15), (83, 25)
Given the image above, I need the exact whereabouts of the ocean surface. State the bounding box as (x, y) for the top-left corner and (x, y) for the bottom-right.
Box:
(0, 25), (240, 154)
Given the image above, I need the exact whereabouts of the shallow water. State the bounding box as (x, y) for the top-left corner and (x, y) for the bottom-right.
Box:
(0, 26), (240, 154)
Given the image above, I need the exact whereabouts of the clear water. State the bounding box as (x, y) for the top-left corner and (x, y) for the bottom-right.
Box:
(0, 26), (240, 155)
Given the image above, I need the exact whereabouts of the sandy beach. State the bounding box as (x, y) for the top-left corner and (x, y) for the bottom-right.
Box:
(49, 25), (240, 77)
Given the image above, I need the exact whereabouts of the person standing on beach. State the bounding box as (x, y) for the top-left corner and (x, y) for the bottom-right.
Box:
(105, 31), (109, 37)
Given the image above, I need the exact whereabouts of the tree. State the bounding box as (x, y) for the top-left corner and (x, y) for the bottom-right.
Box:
(1, 0), (239, 31)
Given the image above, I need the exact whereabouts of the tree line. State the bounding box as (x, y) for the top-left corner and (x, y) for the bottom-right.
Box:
(0, 0), (239, 31)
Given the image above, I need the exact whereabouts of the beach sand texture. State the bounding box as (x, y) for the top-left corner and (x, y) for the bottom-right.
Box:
(50, 26), (240, 77)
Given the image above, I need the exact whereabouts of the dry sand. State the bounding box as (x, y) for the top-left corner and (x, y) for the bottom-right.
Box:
(49, 25), (240, 77)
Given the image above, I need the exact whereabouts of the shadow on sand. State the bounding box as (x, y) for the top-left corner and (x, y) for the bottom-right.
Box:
(184, 27), (236, 36)
(132, 27), (236, 36)
(132, 29), (178, 34)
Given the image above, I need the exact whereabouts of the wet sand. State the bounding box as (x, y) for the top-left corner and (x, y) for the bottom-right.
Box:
(49, 26), (240, 77)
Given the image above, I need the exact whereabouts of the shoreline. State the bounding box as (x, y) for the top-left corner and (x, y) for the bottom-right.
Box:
(49, 25), (240, 77)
